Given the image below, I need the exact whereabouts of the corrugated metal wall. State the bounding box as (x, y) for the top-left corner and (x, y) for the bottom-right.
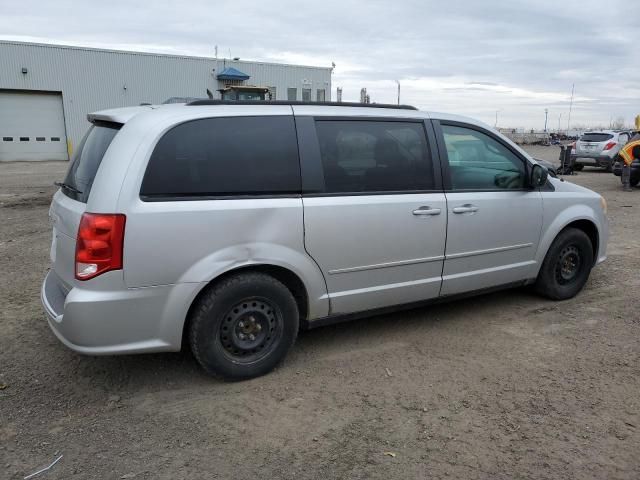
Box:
(0, 41), (331, 158)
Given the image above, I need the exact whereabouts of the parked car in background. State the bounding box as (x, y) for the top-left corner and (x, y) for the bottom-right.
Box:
(42, 101), (609, 380)
(572, 130), (631, 171)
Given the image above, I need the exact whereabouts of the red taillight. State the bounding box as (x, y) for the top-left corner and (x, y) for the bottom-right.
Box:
(75, 213), (126, 280)
(603, 142), (617, 151)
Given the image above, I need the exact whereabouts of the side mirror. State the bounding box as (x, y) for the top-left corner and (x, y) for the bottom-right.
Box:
(530, 164), (548, 188)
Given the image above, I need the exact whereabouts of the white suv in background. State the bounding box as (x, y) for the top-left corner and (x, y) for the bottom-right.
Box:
(572, 130), (630, 171)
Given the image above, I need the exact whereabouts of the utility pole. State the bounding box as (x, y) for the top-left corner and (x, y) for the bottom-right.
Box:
(567, 83), (574, 132)
(544, 108), (548, 132)
(495, 110), (499, 128)
(395, 80), (400, 105)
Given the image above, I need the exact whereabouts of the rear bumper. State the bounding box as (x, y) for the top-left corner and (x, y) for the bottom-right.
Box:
(571, 154), (614, 167)
(41, 270), (201, 355)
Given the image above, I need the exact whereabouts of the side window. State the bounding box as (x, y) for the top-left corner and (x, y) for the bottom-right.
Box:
(441, 124), (527, 190)
(315, 120), (435, 193)
(140, 116), (300, 198)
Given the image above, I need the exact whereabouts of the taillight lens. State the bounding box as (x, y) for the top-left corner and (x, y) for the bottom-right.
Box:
(603, 142), (617, 151)
(75, 213), (126, 280)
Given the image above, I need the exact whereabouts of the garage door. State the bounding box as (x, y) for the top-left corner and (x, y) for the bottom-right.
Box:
(0, 91), (69, 161)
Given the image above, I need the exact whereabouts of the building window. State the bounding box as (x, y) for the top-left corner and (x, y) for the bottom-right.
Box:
(267, 86), (277, 101)
(316, 89), (326, 102)
(302, 88), (312, 102)
(287, 88), (297, 101)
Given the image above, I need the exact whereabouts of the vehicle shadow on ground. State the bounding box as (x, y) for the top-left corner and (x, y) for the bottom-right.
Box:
(56, 287), (543, 390)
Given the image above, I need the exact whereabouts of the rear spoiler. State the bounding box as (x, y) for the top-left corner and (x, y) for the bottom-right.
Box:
(87, 105), (154, 124)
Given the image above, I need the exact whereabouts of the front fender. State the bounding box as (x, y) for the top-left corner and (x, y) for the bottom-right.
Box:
(534, 203), (605, 275)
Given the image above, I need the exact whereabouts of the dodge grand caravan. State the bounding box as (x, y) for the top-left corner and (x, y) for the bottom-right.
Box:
(42, 101), (608, 380)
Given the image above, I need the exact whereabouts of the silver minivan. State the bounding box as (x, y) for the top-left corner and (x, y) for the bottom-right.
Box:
(42, 101), (608, 379)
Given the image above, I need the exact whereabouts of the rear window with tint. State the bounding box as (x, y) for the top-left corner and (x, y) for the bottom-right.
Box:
(140, 116), (300, 199)
(580, 133), (613, 142)
(62, 122), (121, 203)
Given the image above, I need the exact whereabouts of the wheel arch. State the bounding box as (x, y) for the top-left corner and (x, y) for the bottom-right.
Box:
(536, 212), (600, 276)
(181, 264), (311, 349)
(563, 219), (599, 264)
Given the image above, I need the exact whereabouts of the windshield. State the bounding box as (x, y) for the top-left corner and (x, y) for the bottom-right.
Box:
(580, 133), (613, 142)
(61, 122), (121, 202)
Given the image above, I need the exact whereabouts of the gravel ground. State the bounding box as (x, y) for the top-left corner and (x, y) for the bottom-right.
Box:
(1, 147), (639, 480)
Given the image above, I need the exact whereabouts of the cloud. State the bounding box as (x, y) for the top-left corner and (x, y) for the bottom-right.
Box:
(0, 0), (636, 128)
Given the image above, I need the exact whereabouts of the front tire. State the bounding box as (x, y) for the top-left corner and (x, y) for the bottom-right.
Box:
(535, 228), (594, 300)
(573, 163), (584, 171)
(189, 272), (299, 380)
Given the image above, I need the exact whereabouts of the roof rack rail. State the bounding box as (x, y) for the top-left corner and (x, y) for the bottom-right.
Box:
(186, 100), (418, 110)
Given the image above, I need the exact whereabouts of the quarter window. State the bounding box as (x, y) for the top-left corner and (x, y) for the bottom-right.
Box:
(140, 116), (300, 198)
(442, 125), (526, 190)
(315, 120), (434, 193)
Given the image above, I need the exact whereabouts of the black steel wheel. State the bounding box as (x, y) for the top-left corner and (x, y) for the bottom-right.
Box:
(555, 245), (582, 285)
(535, 228), (594, 300)
(189, 272), (299, 380)
(219, 298), (283, 364)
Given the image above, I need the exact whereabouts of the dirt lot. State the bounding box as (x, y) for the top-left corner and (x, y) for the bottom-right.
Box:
(1, 147), (639, 479)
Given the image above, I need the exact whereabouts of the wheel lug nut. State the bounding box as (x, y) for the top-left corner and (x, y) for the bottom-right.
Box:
(238, 321), (245, 328)
(249, 334), (255, 341)
(256, 324), (262, 331)
(238, 333), (246, 340)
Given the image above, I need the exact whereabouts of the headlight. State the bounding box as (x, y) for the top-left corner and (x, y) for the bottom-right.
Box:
(600, 196), (607, 214)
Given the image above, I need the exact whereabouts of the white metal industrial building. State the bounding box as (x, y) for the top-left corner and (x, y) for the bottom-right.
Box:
(0, 40), (332, 161)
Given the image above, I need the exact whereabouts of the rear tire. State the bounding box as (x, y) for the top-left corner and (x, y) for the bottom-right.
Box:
(573, 163), (584, 171)
(630, 177), (639, 187)
(535, 228), (594, 300)
(189, 272), (299, 380)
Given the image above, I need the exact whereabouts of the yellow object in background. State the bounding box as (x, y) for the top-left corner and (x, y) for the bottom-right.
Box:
(635, 115), (640, 130)
(67, 140), (73, 158)
(619, 139), (640, 166)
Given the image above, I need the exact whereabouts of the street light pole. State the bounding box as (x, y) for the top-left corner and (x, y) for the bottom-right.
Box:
(495, 110), (499, 128)
(544, 108), (548, 132)
(558, 113), (562, 133)
(567, 83), (574, 132)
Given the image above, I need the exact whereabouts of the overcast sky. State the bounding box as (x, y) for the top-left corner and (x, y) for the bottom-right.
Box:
(1, 0), (637, 129)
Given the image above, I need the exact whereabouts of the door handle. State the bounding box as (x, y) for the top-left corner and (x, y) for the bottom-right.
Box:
(412, 206), (441, 216)
(452, 204), (479, 214)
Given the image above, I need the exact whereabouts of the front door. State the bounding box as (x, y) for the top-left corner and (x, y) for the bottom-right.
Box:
(436, 122), (543, 296)
(299, 116), (447, 315)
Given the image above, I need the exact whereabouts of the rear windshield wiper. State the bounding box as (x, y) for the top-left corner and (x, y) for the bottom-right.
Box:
(54, 181), (83, 194)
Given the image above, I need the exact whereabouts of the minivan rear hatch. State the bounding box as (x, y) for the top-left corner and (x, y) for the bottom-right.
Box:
(49, 122), (121, 289)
